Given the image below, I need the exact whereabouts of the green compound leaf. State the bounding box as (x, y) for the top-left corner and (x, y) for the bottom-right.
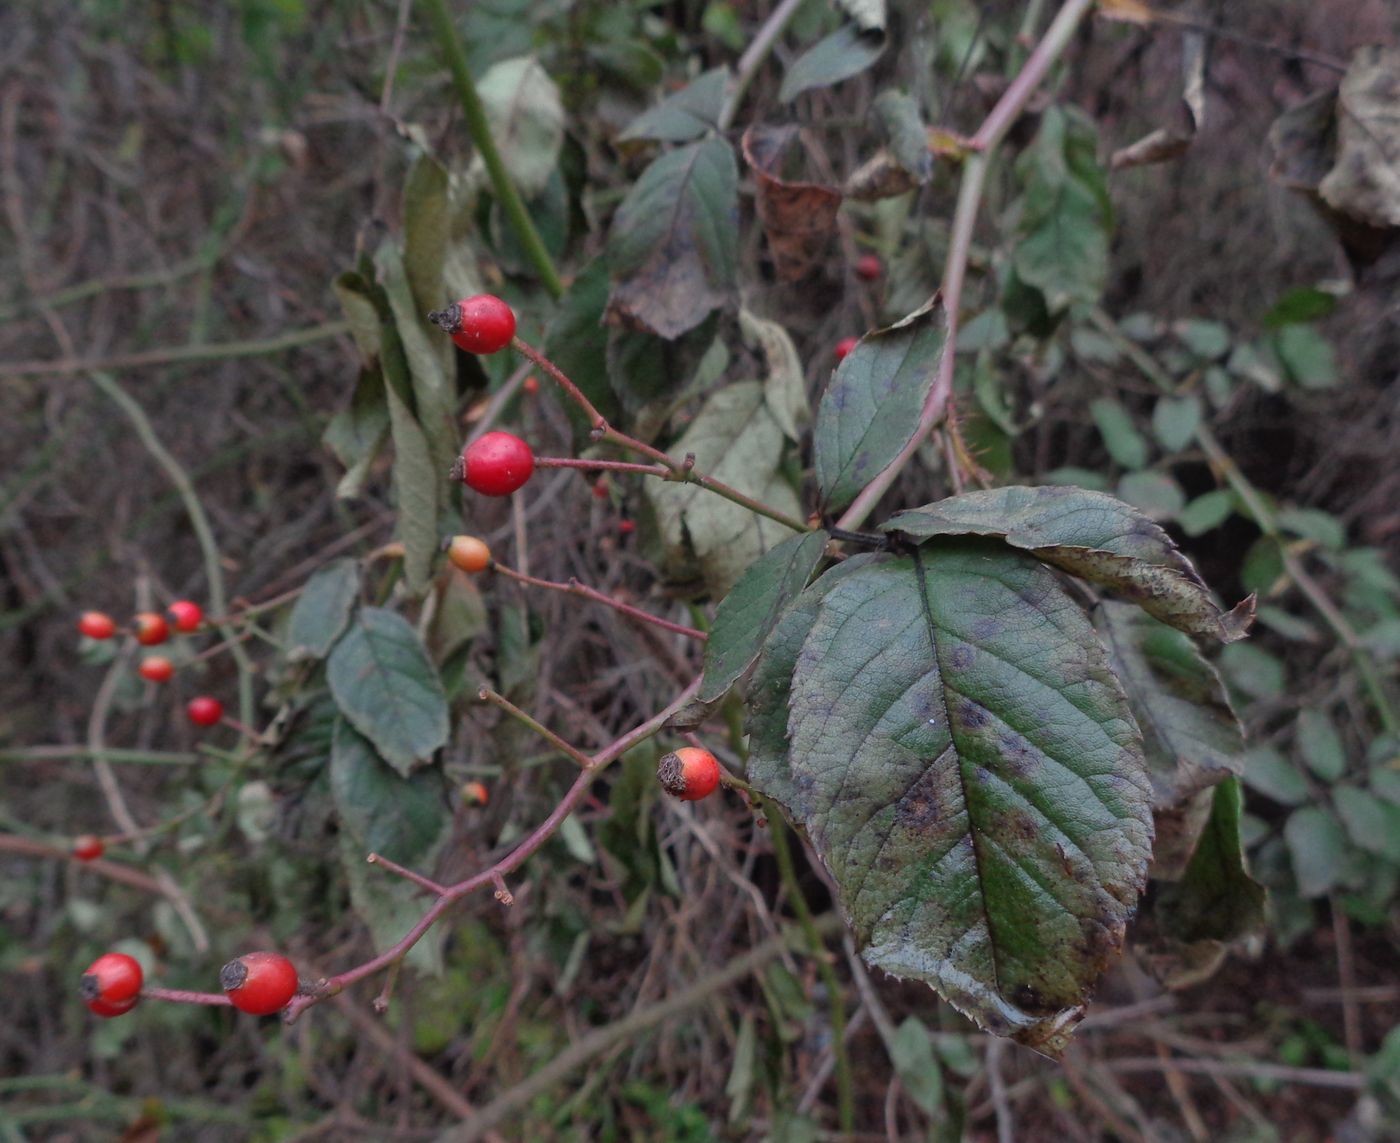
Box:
(814, 296), (946, 513)
(328, 607), (449, 777)
(779, 23), (886, 103)
(1012, 106), (1112, 314)
(330, 719), (450, 866)
(286, 558), (361, 662)
(884, 485), (1254, 643)
(620, 66), (730, 143)
(1094, 601), (1245, 878)
(700, 529), (828, 704)
(606, 137), (738, 339)
(749, 541), (1153, 1056)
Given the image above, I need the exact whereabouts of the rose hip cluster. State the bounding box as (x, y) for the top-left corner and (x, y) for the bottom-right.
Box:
(81, 949), (302, 1019)
(76, 599), (224, 733)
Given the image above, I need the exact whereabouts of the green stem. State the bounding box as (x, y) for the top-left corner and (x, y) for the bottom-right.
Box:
(89, 371), (257, 730)
(1087, 307), (1400, 734)
(2, 321), (347, 376)
(762, 798), (854, 1133)
(420, 0), (564, 300)
(0, 746), (201, 766)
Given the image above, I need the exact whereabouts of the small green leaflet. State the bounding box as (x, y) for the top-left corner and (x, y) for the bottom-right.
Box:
(327, 607), (449, 777)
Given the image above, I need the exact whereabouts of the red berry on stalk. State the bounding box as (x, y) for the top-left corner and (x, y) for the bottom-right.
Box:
(428, 295), (517, 355)
(447, 535), (492, 574)
(656, 746), (721, 802)
(73, 834), (105, 861)
(168, 600), (203, 632)
(78, 611), (117, 640)
(133, 612), (169, 646)
(139, 656), (174, 683)
(81, 952), (143, 1017)
(456, 431), (535, 497)
(834, 337), (859, 361)
(220, 951), (299, 1015)
(186, 696), (224, 727)
(855, 253), (883, 281)
(461, 780), (490, 806)
(522, 375), (540, 395)
(618, 520), (636, 535)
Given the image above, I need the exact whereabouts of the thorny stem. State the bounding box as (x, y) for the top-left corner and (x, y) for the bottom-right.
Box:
(421, 0), (564, 299)
(492, 561), (708, 641)
(1086, 307), (1400, 734)
(275, 678), (701, 1022)
(512, 335), (812, 534)
(835, 0), (1097, 531)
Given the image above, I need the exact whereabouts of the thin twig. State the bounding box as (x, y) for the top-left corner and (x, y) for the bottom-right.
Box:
(1087, 307), (1400, 732)
(492, 562), (707, 641)
(0, 322), (348, 376)
(717, 0), (810, 131)
(476, 687), (597, 768)
(281, 679), (702, 1022)
(836, 0), (1097, 530)
(437, 914), (844, 1142)
(764, 801), (854, 1133)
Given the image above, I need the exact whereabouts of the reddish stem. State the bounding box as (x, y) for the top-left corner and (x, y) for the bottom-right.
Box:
(536, 456), (669, 477)
(142, 986), (234, 1007)
(493, 562), (707, 642)
(367, 852), (448, 896)
(282, 678), (701, 1022)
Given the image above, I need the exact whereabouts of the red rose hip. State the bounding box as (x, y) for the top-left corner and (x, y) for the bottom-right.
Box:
(139, 656), (175, 683)
(456, 431), (535, 496)
(186, 696), (224, 727)
(133, 612), (169, 646)
(855, 253), (883, 281)
(221, 951), (299, 1015)
(168, 600), (203, 632)
(73, 834), (105, 861)
(81, 952), (143, 1017)
(428, 295), (516, 355)
(656, 746), (722, 802)
(78, 611), (117, 640)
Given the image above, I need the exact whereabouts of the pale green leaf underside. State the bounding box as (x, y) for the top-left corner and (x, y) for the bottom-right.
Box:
(327, 607), (449, 777)
(286, 558), (361, 662)
(645, 381), (802, 595)
(883, 485), (1254, 642)
(750, 541), (1153, 1055)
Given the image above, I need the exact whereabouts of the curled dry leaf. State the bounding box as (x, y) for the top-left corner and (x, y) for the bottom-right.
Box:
(742, 125), (843, 281)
